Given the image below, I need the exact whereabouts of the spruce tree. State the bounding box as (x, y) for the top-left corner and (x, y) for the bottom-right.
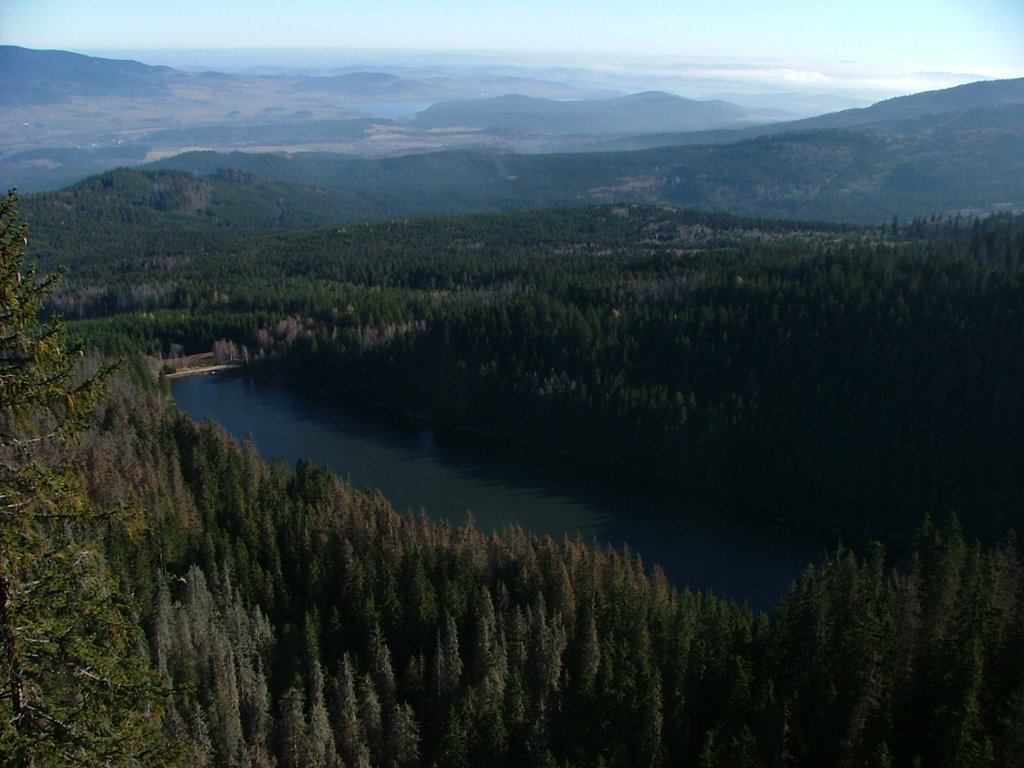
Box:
(0, 191), (173, 766)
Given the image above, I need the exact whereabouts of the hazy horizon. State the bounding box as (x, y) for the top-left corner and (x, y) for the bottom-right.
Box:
(6, 44), (1011, 117)
(4, 1), (1024, 196)
(4, 0), (1023, 70)
(3, 0), (1023, 112)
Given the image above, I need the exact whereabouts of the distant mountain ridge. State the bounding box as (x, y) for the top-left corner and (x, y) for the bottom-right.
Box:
(755, 76), (1024, 138)
(143, 115), (1023, 225)
(3, 46), (1023, 222)
(811, 77), (1024, 124)
(0, 45), (176, 106)
(413, 91), (752, 135)
(596, 76), (1024, 150)
(130, 77), (1024, 225)
(288, 71), (454, 100)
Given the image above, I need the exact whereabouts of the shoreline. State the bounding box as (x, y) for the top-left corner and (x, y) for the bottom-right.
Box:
(155, 352), (245, 380)
(163, 363), (243, 379)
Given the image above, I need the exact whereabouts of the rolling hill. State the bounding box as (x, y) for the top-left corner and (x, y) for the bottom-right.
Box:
(4, 46), (1023, 223)
(412, 91), (753, 135)
(148, 106), (1024, 225)
(0, 45), (177, 106)
(0, 46), (760, 192)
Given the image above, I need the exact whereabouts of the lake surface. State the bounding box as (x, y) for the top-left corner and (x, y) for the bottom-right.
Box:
(171, 373), (836, 609)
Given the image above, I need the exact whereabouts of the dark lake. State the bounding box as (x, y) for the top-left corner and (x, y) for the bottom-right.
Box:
(171, 373), (837, 610)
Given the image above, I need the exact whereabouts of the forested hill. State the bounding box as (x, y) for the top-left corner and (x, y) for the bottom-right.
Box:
(22, 175), (1024, 541)
(4, 180), (1024, 765)
(137, 76), (1024, 225)
(5, 44), (1023, 225)
(146, 110), (1024, 224)
(56, 377), (1024, 767)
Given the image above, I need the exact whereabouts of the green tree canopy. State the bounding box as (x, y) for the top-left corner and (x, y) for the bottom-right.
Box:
(0, 190), (175, 767)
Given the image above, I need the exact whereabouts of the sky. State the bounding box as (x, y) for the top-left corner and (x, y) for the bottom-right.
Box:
(2, 0), (1023, 86)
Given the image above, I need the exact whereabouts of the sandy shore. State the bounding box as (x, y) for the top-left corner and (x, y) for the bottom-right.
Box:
(163, 363), (242, 379)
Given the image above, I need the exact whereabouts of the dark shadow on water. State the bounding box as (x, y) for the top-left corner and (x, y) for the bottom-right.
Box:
(172, 373), (838, 610)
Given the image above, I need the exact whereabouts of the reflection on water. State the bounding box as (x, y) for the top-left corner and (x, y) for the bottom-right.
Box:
(172, 373), (835, 609)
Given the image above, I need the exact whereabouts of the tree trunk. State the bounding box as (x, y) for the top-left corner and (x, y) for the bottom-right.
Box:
(0, 571), (31, 768)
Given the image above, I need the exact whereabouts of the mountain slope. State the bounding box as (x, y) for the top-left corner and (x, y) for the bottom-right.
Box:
(413, 91), (753, 134)
(799, 76), (1024, 131)
(146, 76), (1024, 223)
(5, 46), (1023, 222)
(147, 114), (1024, 224)
(0, 45), (177, 106)
(597, 76), (1024, 150)
(21, 166), (374, 231)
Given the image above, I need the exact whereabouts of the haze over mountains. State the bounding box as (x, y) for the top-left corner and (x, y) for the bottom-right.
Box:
(2, 45), (1023, 222)
(0, 46), (776, 189)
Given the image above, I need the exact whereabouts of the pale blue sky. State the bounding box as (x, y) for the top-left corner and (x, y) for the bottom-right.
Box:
(2, 0), (1022, 78)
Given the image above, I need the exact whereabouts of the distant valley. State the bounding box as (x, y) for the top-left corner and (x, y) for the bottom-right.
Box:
(2, 46), (1024, 223)
(0, 46), (773, 191)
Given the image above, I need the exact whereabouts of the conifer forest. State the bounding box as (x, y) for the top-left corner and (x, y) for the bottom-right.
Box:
(3, 167), (1024, 767)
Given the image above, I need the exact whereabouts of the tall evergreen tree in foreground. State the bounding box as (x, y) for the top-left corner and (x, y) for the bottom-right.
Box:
(0, 191), (174, 767)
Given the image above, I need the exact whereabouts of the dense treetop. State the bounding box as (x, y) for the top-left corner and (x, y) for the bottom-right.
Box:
(22, 177), (1024, 538)
(3, 178), (1024, 766)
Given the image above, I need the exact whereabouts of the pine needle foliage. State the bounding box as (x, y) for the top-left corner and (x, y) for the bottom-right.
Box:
(0, 190), (176, 767)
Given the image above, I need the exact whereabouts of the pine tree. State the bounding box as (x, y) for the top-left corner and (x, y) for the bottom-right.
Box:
(0, 190), (173, 766)
(435, 614), (464, 704)
(329, 653), (364, 766)
(358, 672), (384, 764)
(308, 660), (340, 768)
(277, 682), (309, 768)
(385, 701), (420, 768)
